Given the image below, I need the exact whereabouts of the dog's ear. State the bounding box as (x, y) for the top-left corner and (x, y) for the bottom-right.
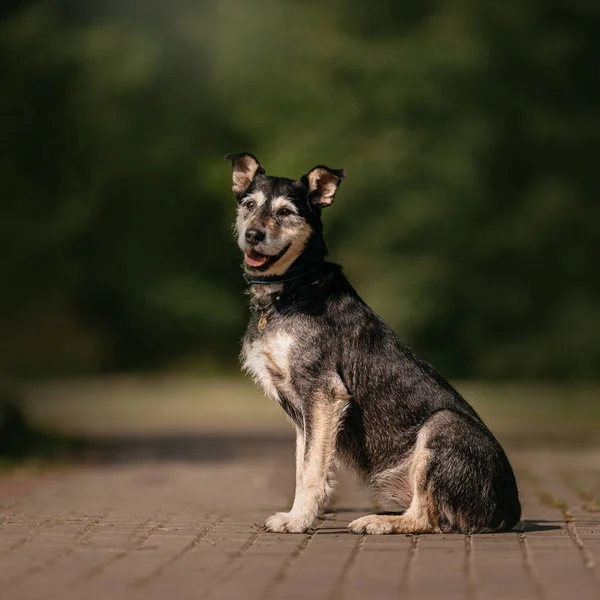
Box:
(302, 166), (346, 208)
(224, 152), (265, 198)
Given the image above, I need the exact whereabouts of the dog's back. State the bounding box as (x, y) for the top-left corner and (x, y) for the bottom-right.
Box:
(248, 263), (521, 533)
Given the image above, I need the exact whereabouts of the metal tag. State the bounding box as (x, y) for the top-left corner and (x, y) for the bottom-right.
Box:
(257, 315), (268, 331)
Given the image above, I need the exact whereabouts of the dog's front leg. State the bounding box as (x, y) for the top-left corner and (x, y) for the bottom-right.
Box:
(264, 394), (348, 533)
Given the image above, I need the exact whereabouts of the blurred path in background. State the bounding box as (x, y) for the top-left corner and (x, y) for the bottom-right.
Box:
(0, 377), (599, 600)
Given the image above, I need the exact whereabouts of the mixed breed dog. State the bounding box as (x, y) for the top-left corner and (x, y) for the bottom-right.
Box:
(225, 152), (521, 535)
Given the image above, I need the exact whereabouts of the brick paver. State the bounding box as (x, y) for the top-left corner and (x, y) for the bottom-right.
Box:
(0, 431), (599, 599)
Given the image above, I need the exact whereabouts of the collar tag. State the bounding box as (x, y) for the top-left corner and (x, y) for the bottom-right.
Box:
(257, 315), (268, 331)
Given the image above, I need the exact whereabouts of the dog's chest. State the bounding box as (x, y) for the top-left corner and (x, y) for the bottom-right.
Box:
(242, 330), (298, 407)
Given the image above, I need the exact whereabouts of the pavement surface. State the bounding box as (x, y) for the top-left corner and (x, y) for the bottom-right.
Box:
(1, 378), (599, 599)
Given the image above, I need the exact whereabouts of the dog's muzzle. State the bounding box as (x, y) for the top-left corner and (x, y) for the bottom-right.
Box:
(245, 228), (265, 244)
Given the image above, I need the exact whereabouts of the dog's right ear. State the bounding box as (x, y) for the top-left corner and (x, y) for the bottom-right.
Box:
(224, 152), (265, 199)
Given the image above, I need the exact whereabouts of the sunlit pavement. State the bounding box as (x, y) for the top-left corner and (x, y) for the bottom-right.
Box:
(0, 437), (599, 600)
(1, 377), (599, 599)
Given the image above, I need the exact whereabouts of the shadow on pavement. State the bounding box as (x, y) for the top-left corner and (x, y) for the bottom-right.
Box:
(520, 519), (563, 533)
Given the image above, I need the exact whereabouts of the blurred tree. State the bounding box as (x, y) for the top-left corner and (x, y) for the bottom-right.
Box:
(0, 0), (598, 379)
(0, 2), (248, 374)
(207, 0), (600, 379)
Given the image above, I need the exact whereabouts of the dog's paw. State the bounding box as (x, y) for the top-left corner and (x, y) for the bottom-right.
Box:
(348, 514), (394, 535)
(264, 512), (314, 534)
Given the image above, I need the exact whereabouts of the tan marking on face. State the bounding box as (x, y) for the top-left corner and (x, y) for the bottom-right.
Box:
(260, 220), (312, 276)
(272, 196), (298, 214)
(235, 191), (267, 247)
(244, 190), (266, 207)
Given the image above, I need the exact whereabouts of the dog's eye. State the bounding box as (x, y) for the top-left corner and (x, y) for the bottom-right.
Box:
(245, 200), (255, 210)
(278, 208), (292, 217)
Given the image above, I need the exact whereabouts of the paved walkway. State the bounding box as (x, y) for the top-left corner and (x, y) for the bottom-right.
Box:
(0, 432), (599, 600)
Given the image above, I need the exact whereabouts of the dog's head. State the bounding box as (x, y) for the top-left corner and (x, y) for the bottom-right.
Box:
(225, 153), (346, 275)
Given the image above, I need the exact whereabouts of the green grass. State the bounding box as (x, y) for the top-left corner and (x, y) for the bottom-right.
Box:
(10, 376), (600, 445)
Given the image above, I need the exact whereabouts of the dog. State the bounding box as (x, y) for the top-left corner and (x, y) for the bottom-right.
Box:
(225, 152), (521, 534)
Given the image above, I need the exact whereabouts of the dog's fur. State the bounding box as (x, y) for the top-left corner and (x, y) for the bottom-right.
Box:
(226, 152), (521, 534)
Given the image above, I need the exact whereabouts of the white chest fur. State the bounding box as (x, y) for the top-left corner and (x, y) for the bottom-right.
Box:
(242, 332), (296, 404)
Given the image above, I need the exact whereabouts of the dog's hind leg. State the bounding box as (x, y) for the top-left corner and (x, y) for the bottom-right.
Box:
(264, 386), (350, 534)
(348, 426), (439, 535)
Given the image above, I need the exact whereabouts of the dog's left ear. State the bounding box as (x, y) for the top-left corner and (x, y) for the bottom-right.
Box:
(224, 152), (265, 199)
(302, 166), (347, 208)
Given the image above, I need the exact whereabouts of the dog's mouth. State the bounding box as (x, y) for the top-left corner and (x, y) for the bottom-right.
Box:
(244, 245), (290, 271)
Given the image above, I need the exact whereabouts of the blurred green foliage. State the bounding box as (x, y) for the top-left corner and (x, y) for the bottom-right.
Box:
(1, 0), (598, 379)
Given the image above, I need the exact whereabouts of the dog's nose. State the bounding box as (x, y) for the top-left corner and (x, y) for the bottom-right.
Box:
(245, 228), (265, 244)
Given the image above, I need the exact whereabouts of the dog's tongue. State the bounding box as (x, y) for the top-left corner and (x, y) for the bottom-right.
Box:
(245, 251), (269, 268)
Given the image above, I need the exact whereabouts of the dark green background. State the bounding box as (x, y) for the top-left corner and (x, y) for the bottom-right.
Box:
(1, 0), (598, 380)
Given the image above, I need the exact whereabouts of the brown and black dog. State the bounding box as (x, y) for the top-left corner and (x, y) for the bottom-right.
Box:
(226, 152), (521, 534)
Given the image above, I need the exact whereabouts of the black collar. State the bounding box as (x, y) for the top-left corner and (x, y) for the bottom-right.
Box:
(243, 261), (324, 285)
